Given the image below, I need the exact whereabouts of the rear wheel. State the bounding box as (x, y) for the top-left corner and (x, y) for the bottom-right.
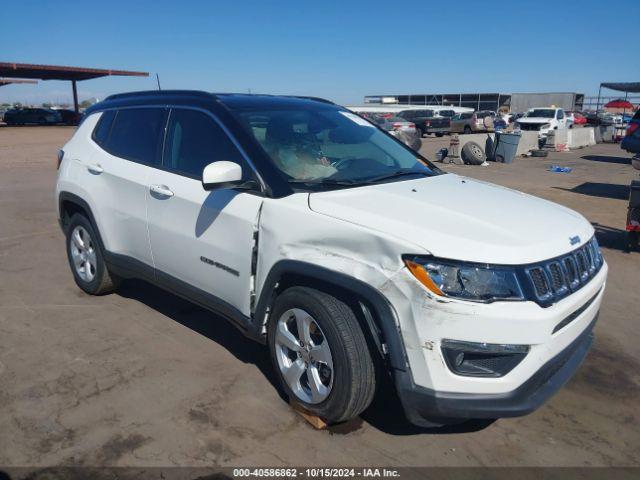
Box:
(268, 287), (376, 424)
(435, 132), (444, 137)
(65, 214), (120, 295)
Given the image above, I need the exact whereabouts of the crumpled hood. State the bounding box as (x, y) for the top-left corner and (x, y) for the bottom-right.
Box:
(308, 174), (594, 264)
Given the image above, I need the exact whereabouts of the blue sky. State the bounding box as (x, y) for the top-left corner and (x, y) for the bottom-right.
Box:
(2, 0), (639, 105)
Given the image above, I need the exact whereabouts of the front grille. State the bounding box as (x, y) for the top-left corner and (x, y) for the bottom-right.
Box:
(525, 237), (603, 306)
(518, 123), (542, 131)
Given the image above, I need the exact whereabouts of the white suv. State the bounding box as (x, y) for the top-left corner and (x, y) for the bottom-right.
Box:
(56, 91), (607, 427)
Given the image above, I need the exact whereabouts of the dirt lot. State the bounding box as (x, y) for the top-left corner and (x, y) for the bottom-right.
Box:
(0, 126), (639, 468)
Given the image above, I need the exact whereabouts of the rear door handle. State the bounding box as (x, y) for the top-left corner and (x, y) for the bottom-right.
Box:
(150, 184), (174, 197)
(87, 163), (103, 174)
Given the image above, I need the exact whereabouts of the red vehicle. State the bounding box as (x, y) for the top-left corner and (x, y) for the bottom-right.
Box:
(567, 111), (587, 125)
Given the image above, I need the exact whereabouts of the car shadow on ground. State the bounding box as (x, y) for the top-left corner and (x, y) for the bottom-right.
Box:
(554, 182), (629, 201)
(593, 222), (631, 252)
(581, 155), (631, 165)
(116, 279), (494, 436)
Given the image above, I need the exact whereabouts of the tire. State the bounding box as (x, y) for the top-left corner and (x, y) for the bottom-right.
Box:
(268, 286), (376, 424)
(461, 141), (486, 165)
(463, 125), (472, 134)
(65, 214), (121, 295)
(435, 132), (444, 137)
(531, 149), (548, 157)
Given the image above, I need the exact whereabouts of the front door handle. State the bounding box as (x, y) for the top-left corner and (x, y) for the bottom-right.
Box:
(87, 163), (103, 174)
(150, 184), (174, 198)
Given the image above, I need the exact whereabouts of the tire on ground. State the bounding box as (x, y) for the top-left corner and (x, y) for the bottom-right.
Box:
(461, 141), (486, 165)
(65, 213), (121, 295)
(267, 286), (376, 424)
(531, 149), (548, 157)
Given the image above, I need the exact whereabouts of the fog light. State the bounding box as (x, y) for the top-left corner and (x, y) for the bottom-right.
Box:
(454, 352), (465, 367)
(441, 340), (529, 378)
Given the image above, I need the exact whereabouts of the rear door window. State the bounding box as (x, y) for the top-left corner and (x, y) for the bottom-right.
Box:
(106, 108), (166, 166)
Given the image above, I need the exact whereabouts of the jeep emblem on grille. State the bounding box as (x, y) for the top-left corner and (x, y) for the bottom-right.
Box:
(569, 235), (581, 245)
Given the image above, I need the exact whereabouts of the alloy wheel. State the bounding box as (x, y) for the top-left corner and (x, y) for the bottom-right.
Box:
(274, 308), (334, 404)
(69, 225), (97, 282)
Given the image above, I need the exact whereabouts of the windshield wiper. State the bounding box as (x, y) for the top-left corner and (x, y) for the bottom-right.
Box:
(364, 170), (430, 184)
(288, 178), (358, 187)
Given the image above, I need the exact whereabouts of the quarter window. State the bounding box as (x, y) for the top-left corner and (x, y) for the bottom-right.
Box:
(163, 108), (247, 179)
(92, 110), (116, 147)
(106, 108), (166, 166)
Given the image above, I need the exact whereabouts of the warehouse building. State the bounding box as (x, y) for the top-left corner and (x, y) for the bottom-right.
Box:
(364, 92), (585, 113)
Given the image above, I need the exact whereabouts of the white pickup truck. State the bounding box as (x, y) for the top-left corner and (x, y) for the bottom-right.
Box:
(515, 108), (570, 141)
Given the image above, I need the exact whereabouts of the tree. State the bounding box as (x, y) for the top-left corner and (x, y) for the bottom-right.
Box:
(79, 99), (93, 109)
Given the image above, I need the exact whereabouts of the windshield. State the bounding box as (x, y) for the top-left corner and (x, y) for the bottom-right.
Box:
(526, 109), (555, 118)
(236, 108), (440, 188)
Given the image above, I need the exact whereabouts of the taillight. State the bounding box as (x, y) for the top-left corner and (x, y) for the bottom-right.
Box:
(57, 149), (64, 169)
(392, 123), (403, 130)
(627, 123), (639, 136)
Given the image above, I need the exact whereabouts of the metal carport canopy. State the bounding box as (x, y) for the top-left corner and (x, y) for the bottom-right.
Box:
(0, 78), (37, 87)
(600, 82), (640, 93)
(0, 62), (148, 111)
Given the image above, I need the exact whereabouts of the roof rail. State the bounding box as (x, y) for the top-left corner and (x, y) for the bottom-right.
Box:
(104, 90), (214, 101)
(287, 95), (335, 105)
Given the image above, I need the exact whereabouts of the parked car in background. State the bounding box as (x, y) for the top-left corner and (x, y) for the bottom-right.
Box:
(449, 111), (495, 134)
(371, 115), (417, 135)
(621, 109), (640, 154)
(55, 109), (83, 126)
(515, 107), (568, 140)
(3, 107), (62, 125)
(567, 111), (587, 126)
(368, 115), (421, 150)
(396, 108), (453, 137)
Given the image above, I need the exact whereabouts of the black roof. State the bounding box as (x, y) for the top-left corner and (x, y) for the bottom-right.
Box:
(100, 90), (335, 111)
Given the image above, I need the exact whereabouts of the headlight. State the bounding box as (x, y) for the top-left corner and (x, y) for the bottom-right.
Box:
(404, 256), (524, 302)
(541, 123), (551, 129)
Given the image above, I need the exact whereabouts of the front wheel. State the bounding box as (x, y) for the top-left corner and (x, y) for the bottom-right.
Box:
(268, 287), (376, 424)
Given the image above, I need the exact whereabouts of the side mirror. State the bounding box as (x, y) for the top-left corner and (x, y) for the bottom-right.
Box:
(202, 161), (243, 191)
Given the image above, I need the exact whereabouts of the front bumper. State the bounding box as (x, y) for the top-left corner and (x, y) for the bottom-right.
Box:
(383, 258), (606, 426)
(395, 315), (596, 425)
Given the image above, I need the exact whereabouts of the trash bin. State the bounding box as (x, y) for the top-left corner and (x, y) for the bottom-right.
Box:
(493, 131), (521, 163)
